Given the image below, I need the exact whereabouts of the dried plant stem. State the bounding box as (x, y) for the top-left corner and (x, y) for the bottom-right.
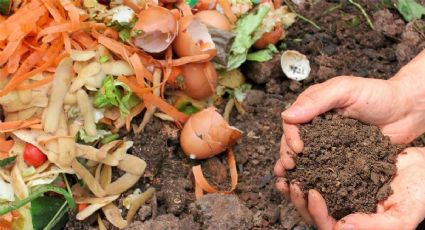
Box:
(348, 0), (375, 30)
(223, 98), (235, 123)
(284, 0), (321, 30)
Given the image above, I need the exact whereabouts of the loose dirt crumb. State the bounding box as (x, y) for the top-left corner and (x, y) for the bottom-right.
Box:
(286, 113), (404, 219)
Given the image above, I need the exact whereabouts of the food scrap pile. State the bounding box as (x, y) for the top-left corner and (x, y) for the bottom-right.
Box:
(0, 0), (296, 229)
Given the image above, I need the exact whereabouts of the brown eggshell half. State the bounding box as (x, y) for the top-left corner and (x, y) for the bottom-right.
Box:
(180, 107), (243, 160)
(194, 10), (231, 32)
(133, 6), (178, 53)
(180, 116), (214, 159)
(173, 15), (217, 57)
(182, 62), (217, 100)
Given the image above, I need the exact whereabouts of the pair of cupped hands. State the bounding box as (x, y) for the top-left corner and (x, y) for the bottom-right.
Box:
(274, 51), (425, 230)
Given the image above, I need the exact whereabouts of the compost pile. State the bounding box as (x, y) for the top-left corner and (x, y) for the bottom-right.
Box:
(286, 113), (404, 219)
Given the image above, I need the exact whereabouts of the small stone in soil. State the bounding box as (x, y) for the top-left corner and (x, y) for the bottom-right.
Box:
(190, 194), (253, 230)
(286, 113), (403, 219)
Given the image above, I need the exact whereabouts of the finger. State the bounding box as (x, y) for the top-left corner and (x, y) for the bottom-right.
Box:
(275, 177), (290, 200)
(280, 134), (296, 170)
(274, 158), (286, 177)
(290, 182), (313, 224)
(282, 77), (354, 124)
(334, 212), (403, 230)
(283, 122), (304, 153)
(307, 190), (336, 230)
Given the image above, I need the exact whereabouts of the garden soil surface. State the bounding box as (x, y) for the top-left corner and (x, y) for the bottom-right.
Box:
(66, 1), (425, 229)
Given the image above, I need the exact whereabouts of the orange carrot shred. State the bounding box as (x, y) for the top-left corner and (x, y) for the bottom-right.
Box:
(41, 0), (65, 22)
(7, 45), (29, 74)
(98, 35), (132, 64)
(123, 0), (142, 13)
(0, 40), (22, 66)
(218, 0), (237, 23)
(0, 118), (41, 132)
(142, 93), (189, 123)
(0, 138), (14, 153)
(103, 28), (119, 40)
(130, 54), (153, 86)
(193, 148), (238, 199)
(126, 103), (145, 131)
(158, 53), (212, 67)
(117, 75), (151, 96)
(63, 32), (72, 53)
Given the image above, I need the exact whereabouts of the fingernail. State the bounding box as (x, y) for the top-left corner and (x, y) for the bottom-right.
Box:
(282, 106), (303, 119)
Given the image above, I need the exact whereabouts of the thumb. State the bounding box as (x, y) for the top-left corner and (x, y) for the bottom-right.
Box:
(334, 212), (402, 230)
(282, 77), (355, 124)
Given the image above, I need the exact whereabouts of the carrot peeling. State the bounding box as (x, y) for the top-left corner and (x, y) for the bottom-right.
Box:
(193, 149), (238, 199)
(142, 93), (189, 123)
(218, 0), (237, 23)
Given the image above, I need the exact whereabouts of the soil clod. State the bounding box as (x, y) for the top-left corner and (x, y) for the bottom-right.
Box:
(286, 113), (404, 219)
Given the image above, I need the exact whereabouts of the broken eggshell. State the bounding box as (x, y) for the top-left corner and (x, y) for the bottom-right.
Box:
(194, 10), (231, 32)
(180, 107), (242, 160)
(182, 61), (217, 99)
(132, 6), (178, 53)
(280, 50), (311, 81)
(173, 15), (217, 57)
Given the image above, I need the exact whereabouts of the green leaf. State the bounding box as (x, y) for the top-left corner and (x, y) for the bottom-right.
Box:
(31, 196), (68, 230)
(94, 75), (140, 115)
(246, 44), (278, 62)
(227, 5), (270, 70)
(0, 185), (76, 216)
(186, 0), (198, 7)
(99, 55), (109, 64)
(179, 104), (200, 115)
(119, 28), (131, 42)
(234, 83), (252, 102)
(0, 156), (16, 168)
(100, 134), (120, 145)
(77, 129), (111, 144)
(396, 0), (425, 21)
(0, 0), (11, 15)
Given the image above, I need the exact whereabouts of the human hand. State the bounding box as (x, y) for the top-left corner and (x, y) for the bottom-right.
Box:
(276, 50), (425, 174)
(276, 147), (425, 230)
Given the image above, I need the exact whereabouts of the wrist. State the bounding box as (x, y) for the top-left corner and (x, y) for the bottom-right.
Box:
(389, 50), (425, 108)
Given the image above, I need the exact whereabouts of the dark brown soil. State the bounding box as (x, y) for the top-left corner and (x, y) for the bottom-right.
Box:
(65, 1), (425, 229)
(286, 113), (404, 220)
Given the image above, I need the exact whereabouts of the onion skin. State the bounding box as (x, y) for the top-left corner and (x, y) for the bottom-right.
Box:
(253, 26), (284, 49)
(195, 10), (231, 32)
(173, 16), (217, 57)
(132, 6), (178, 53)
(180, 107), (242, 159)
(182, 62), (217, 99)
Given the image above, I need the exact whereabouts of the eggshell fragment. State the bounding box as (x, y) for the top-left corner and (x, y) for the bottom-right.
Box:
(173, 16), (216, 57)
(181, 62), (217, 100)
(280, 50), (311, 81)
(194, 10), (231, 32)
(180, 107), (242, 160)
(132, 6), (178, 53)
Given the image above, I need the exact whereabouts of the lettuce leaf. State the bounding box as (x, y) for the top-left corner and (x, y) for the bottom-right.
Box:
(227, 5), (270, 70)
(246, 44), (278, 62)
(395, 0), (425, 21)
(94, 75), (140, 115)
(77, 129), (111, 143)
